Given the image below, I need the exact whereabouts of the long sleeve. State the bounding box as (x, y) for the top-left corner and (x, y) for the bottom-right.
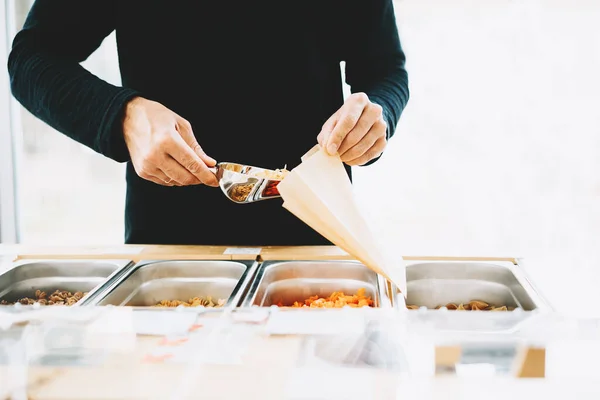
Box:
(7, 0), (140, 162)
(343, 0), (409, 149)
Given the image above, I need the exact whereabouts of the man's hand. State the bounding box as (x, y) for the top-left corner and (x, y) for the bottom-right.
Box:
(123, 97), (218, 187)
(317, 92), (388, 166)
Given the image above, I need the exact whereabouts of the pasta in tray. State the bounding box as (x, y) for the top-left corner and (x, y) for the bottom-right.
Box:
(406, 300), (512, 311)
(0, 289), (87, 306)
(277, 288), (374, 308)
(153, 296), (226, 308)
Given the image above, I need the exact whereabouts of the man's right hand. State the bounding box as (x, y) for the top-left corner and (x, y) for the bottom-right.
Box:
(122, 97), (219, 187)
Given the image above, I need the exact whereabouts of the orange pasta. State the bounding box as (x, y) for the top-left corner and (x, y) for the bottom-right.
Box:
(278, 288), (373, 308)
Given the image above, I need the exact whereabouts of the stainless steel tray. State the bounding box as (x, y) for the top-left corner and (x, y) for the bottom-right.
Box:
(397, 260), (551, 332)
(87, 260), (257, 308)
(403, 261), (549, 311)
(241, 260), (391, 308)
(0, 259), (133, 307)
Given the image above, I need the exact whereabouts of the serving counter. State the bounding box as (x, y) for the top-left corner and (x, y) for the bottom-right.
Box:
(0, 245), (593, 399)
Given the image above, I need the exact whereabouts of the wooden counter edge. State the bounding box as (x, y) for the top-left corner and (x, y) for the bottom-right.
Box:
(258, 245), (354, 261)
(403, 255), (518, 264)
(2, 244), (518, 264)
(259, 246), (517, 264)
(8, 245), (257, 262)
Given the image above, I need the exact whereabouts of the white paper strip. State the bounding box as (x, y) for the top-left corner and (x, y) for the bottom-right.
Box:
(223, 247), (262, 255)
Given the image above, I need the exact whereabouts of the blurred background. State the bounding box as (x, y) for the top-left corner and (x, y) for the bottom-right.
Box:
(1, 0), (599, 313)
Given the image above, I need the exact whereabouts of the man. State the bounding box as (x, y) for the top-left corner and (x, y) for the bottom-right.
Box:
(8, 0), (409, 246)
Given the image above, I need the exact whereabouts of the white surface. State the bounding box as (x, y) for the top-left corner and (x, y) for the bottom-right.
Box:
(131, 310), (197, 336)
(286, 367), (375, 400)
(286, 373), (600, 400)
(394, 377), (600, 399)
(546, 340), (600, 378)
(265, 309), (366, 335)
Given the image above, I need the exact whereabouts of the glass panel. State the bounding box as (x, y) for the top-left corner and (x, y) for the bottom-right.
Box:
(9, 0), (125, 245)
(0, 0), (20, 243)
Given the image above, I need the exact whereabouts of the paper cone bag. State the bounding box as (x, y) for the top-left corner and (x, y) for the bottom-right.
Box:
(278, 145), (407, 296)
(279, 171), (382, 272)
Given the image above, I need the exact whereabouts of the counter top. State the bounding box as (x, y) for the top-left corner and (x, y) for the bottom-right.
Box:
(0, 244), (581, 399)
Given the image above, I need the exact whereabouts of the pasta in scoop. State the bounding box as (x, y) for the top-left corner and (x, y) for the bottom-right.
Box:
(252, 167), (289, 180)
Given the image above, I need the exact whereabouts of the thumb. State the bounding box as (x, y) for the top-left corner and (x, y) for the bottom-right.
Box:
(317, 111), (339, 149)
(176, 119), (217, 167)
(193, 144), (217, 167)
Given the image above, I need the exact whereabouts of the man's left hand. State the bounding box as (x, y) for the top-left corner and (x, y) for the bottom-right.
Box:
(317, 92), (387, 166)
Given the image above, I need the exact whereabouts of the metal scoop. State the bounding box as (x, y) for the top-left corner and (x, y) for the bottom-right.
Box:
(209, 162), (284, 204)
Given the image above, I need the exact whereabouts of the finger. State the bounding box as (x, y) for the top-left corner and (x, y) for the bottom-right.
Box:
(317, 109), (339, 148)
(340, 124), (383, 162)
(143, 172), (177, 186)
(165, 133), (219, 186)
(152, 169), (180, 186)
(147, 176), (173, 186)
(176, 118), (217, 167)
(338, 103), (383, 155)
(345, 136), (387, 166)
(137, 164), (176, 186)
(159, 155), (203, 186)
(325, 97), (368, 155)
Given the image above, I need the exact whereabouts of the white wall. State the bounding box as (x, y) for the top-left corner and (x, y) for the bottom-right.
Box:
(354, 0), (600, 314)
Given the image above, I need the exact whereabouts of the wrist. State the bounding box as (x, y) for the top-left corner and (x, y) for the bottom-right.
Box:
(124, 96), (145, 118)
(100, 89), (141, 163)
(122, 96), (146, 140)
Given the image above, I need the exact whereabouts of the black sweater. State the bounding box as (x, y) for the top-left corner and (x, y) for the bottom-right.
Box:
(8, 0), (409, 245)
